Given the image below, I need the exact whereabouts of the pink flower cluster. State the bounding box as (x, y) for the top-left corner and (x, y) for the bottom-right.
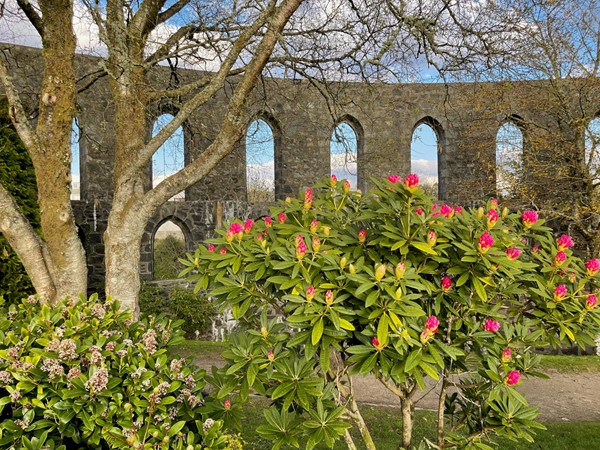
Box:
(441, 276), (453, 292)
(483, 318), (500, 333)
(554, 284), (567, 301)
(505, 247), (521, 260)
(521, 210), (538, 228)
(404, 173), (419, 193)
(554, 251), (567, 266)
(265, 216), (273, 228)
(586, 294), (598, 310)
(486, 209), (499, 228)
(478, 232), (494, 254)
(244, 219), (254, 233)
(556, 234), (574, 251)
(586, 259), (600, 276)
(278, 212), (286, 224)
(420, 315), (440, 344)
(312, 237), (321, 252)
(330, 174), (338, 187)
(505, 370), (520, 386)
(387, 174), (402, 184)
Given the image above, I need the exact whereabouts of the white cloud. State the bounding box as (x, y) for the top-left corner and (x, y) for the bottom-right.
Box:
(410, 158), (438, 181)
(247, 161), (275, 190)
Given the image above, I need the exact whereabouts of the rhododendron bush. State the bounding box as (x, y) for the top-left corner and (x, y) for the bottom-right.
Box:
(0, 295), (235, 449)
(184, 175), (600, 450)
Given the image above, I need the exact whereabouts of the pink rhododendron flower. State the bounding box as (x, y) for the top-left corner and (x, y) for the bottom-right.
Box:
(554, 284), (567, 301)
(440, 204), (455, 218)
(207, 244), (216, 252)
(325, 289), (334, 305)
(490, 198), (498, 210)
(295, 234), (304, 248)
(244, 219), (254, 233)
(404, 173), (419, 193)
(358, 229), (367, 243)
(343, 180), (351, 193)
(415, 208), (423, 215)
(486, 209), (499, 228)
(220, 247), (227, 254)
(312, 237), (321, 252)
(330, 174), (338, 187)
(225, 231), (234, 243)
(395, 262), (406, 279)
(296, 240), (307, 260)
(586, 259), (600, 276)
(277, 212), (286, 224)
(554, 251), (567, 266)
(306, 285), (315, 302)
(441, 276), (453, 292)
(521, 210), (538, 228)
(229, 222), (243, 235)
(310, 219), (319, 234)
(267, 351), (275, 361)
(264, 216), (273, 228)
(506, 247), (521, 260)
(387, 174), (402, 184)
(586, 294), (598, 310)
(304, 188), (313, 209)
(455, 205), (463, 214)
(532, 245), (540, 253)
(224, 399), (231, 410)
(371, 337), (385, 351)
(556, 234), (574, 251)
(425, 316), (440, 333)
(505, 370), (520, 386)
(483, 318), (501, 333)
(568, 272), (577, 282)
(427, 230), (437, 247)
(501, 348), (512, 364)
(478, 232), (495, 254)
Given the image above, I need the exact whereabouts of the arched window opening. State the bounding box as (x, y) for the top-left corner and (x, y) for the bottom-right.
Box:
(585, 117), (600, 183)
(246, 118), (275, 202)
(411, 122), (439, 197)
(153, 220), (186, 280)
(71, 119), (80, 200)
(330, 122), (358, 189)
(496, 121), (524, 196)
(152, 113), (184, 201)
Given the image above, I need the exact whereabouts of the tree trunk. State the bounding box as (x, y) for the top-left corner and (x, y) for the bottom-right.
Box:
(401, 397), (414, 450)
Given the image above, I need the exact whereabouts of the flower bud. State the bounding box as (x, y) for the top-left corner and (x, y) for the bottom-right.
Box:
(322, 225), (331, 236)
(502, 207), (509, 218)
(395, 262), (406, 279)
(358, 229), (367, 243)
(310, 219), (318, 234)
(395, 286), (402, 300)
(374, 264), (386, 281)
(427, 230), (437, 247)
(340, 256), (347, 269)
(343, 180), (351, 193)
(306, 285), (315, 302)
(225, 231), (234, 243)
(349, 264), (356, 274)
(325, 289), (334, 305)
(501, 348), (512, 364)
(312, 237), (321, 252)
(330, 174), (338, 187)
(403, 173), (419, 193)
(477, 206), (484, 219)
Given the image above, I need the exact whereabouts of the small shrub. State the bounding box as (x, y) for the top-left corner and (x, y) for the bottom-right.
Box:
(0, 294), (232, 449)
(139, 283), (215, 339)
(154, 236), (187, 280)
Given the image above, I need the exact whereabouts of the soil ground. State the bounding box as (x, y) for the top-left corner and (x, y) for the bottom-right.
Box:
(191, 353), (600, 423)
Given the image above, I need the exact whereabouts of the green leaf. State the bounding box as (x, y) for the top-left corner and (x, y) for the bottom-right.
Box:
(312, 318), (324, 345)
(377, 314), (389, 346)
(411, 242), (438, 255)
(405, 350), (422, 372)
(472, 276), (487, 302)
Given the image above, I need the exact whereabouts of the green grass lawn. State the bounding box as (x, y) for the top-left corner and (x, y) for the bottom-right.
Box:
(171, 342), (600, 449)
